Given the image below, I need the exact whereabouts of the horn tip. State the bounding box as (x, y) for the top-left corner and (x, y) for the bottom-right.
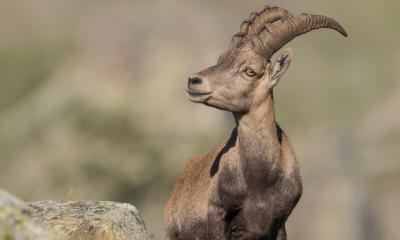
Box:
(331, 18), (348, 37)
(338, 27), (348, 37)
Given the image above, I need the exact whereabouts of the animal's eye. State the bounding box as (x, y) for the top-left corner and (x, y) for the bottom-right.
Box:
(244, 68), (257, 77)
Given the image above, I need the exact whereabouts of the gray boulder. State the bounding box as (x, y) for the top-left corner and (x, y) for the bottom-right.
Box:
(28, 200), (149, 240)
(0, 189), (57, 240)
(0, 188), (149, 240)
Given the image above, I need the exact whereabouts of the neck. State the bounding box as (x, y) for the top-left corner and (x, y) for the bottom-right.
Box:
(233, 94), (282, 185)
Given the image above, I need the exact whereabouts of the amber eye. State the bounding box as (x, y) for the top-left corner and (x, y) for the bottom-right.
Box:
(244, 68), (257, 77)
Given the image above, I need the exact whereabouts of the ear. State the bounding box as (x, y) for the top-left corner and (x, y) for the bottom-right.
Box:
(269, 48), (293, 87)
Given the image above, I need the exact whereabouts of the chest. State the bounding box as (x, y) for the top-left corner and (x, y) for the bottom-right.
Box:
(209, 147), (247, 208)
(209, 144), (301, 209)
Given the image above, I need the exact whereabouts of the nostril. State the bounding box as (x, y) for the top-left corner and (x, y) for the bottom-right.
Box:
(188, 77), (202, 86)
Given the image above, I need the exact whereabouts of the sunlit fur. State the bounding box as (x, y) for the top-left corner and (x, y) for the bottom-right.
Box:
(165, 5), (346, 240)
(193, 41), (271, 113)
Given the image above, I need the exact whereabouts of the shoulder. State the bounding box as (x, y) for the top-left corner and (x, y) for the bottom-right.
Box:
(182, 142), (226, 173)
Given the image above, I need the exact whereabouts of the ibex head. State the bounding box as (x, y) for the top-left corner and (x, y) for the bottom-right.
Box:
(186, 6), (347, 113)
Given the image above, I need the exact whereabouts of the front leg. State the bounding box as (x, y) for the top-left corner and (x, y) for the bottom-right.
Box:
(228, 204), (286, 240)
(227, 206), (273, 240)
(230, 224), (286, 240)
(276, 225), (287, 240)
(206, 204), (229, 240)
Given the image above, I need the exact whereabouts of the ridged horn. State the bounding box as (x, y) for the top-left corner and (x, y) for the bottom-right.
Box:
(246, 6), (294, 35)
(256, 13), (348, 57)
(232, 6), (293, 43)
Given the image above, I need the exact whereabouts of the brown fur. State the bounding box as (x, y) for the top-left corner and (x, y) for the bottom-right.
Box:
(165, 95), (302, 240)
(164, 5), (346, 240)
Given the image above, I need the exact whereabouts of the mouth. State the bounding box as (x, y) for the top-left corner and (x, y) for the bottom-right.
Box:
(185, 89), (212, 102)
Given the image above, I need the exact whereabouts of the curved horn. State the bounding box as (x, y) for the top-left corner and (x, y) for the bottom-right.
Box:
(258, 13), (348, 57)
(246, 6), (293, 35)
(232, 6), (293, 43)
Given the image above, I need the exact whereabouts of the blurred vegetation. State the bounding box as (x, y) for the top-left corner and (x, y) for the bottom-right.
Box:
(0, 0), (399, 239)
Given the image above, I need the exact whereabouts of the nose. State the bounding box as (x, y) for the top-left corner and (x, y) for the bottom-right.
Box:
(187, 76), (203, 88)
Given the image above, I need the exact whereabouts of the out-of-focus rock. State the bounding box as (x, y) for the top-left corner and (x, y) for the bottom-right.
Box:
(0, 189), (57, 240)
(28, 200), (149, 240)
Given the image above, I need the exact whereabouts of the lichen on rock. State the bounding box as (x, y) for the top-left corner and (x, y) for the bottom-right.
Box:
(1, 189), (149, 240)
(28, 200), (149, 240)
(0, 189), (58, 240)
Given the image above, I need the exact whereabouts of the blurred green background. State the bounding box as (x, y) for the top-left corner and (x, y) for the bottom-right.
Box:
(0, 0), (399, 239)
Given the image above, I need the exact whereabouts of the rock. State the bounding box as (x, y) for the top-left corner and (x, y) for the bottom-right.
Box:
(0, 189), (57, 240)
(28, 200), (149, 240)
(0, 189), (149, 240)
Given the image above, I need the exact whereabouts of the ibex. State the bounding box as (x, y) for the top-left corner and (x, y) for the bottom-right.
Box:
(165, 5), (347, 240)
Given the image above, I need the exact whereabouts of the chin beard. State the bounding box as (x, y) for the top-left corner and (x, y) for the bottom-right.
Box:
(203, 97), (245, 113)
